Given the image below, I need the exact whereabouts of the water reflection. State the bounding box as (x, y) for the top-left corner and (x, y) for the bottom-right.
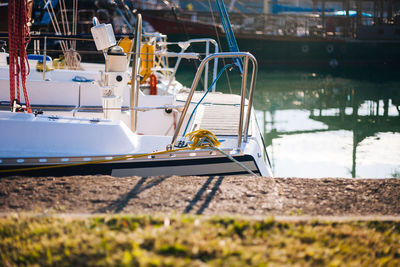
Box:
(177, 66), (400, 178)
(255, 67), (400, 178)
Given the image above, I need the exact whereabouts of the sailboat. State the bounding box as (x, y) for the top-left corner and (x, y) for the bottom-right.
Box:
(140, 0), (400, 67)
(0, 0), (272, 177)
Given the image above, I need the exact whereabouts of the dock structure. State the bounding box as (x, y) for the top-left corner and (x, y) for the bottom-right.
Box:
(311, 0), (399, 39)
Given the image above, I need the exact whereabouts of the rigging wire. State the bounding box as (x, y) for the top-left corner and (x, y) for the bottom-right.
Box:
(72, 0), (77, 49)
(44, 0), (67, 53)
(207, 0), (233, 94)
(216, 0), (243, 73)
(59, 0), (72, 48)
(43, 0), (80, 69)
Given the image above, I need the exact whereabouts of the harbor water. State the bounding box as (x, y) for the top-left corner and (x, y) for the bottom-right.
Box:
(177, 65), (400, 178)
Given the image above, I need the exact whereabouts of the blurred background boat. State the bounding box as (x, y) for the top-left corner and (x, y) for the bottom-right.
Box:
(2, 0), (399, 67)
(136, 0), (400, 67)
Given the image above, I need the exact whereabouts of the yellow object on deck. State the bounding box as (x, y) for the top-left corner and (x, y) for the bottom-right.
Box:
(139, 43), (154, 84)
(118, 37), (133, 54)
(36, 61), (53, 72)
(185, 129), (221, 148)
(118, 37), (155, 84)
(52, 55), (66, 69)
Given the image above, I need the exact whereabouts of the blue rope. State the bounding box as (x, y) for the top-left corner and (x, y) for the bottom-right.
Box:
(182, 64), (233, 136)
(72, 76), (94, 83)
(216, 0), (236, 51)
(216, 0), (243, 73)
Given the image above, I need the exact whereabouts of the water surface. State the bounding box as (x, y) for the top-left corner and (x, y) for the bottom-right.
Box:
(177, 65), (400, 178)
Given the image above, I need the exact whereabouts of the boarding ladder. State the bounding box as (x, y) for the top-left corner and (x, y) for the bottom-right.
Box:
(169, 52), (258, 151)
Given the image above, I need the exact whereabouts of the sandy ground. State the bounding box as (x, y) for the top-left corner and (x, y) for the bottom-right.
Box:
(0, 176), (399, 217)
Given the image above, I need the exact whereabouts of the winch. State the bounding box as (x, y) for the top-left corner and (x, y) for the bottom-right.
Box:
(91, 19), (130, 121)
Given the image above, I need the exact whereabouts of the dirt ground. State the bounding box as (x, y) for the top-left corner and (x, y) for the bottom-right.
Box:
(0, 176), (399, 216)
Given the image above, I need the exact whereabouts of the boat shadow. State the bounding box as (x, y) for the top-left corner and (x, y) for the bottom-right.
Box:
(184, 176), (224, 215)
(96, 175), (225, 214)
(96, 176), (169, 213)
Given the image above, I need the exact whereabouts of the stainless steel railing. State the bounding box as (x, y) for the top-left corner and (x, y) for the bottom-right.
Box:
(168, 52), (258, 151)
(130, 14), (142, 132)
(165, 39), (219, 93)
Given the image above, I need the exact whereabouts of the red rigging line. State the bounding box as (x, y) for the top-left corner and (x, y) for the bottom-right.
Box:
(8, 0), (31, 113)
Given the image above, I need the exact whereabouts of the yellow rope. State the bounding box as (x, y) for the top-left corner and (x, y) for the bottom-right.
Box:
(0, 145), (209, 174)
(184, 129), (256, 175)
(185, 129), (221, 149)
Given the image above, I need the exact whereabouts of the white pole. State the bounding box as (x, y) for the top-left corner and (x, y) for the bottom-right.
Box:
(228, 0), (236, 12)
(204, 41), (210, 92)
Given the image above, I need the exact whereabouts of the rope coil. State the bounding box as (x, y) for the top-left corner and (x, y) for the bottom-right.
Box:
(185, 129), (256, 176)
(8, 0), (31, 112)
(185, 129), (221, 148)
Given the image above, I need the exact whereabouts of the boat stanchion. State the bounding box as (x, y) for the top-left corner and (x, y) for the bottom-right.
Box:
(130, 14), (142, 133)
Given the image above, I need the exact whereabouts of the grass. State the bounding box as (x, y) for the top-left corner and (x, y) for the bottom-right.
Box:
(0, 214), (399, 266)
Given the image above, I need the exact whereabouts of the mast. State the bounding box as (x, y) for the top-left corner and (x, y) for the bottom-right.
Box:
(228, 0), (236, 13)
(264, 0), (269, 15)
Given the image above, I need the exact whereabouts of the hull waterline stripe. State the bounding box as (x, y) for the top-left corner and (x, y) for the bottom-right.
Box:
(0, 157), (260, 177)
(0, 148), (261, 176)
(0, 146), (210, 174)
(111, 160), (258, 177)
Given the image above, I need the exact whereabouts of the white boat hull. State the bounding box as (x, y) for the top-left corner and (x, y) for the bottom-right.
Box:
(0, 111), (271, 177)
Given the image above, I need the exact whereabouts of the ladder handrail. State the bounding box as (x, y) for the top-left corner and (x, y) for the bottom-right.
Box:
(168, 52), (258, 151)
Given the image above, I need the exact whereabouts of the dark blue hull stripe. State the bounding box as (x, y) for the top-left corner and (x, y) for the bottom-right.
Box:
(0, 155), (260, 177)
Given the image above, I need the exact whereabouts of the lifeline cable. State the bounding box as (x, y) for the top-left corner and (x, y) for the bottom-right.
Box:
(207, 0), (233, 94)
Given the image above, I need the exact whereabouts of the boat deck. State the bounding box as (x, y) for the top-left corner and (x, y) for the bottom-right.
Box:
(192, 104), (241, 135)
(177, 92), (251, 136)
